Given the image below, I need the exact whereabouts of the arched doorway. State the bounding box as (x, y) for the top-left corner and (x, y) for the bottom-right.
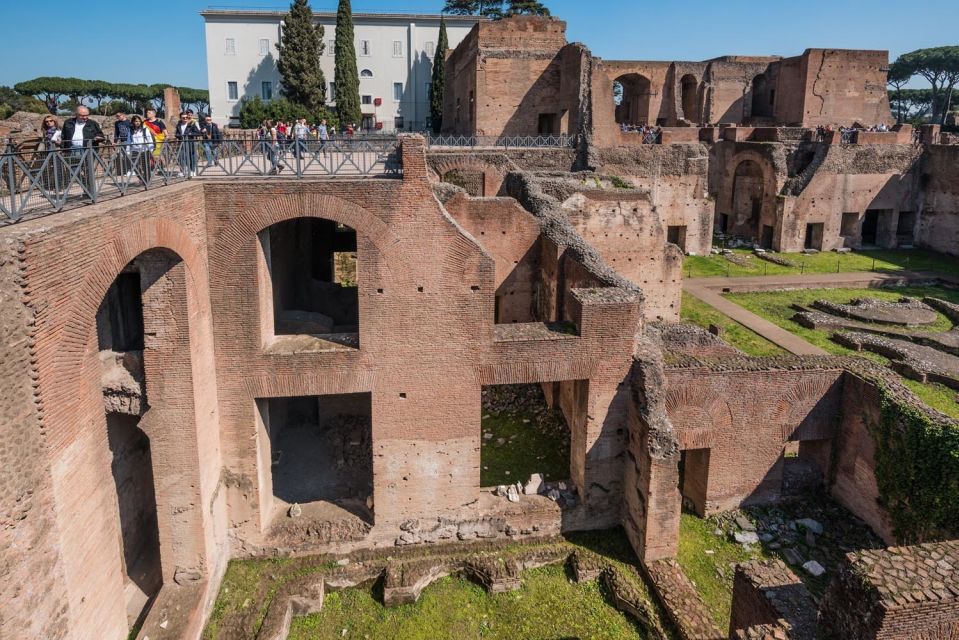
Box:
(732, 160), (767, 245)
(94, 249), (185, 630)
(680, 74), (699, 123)
(613, 73), (652, 127)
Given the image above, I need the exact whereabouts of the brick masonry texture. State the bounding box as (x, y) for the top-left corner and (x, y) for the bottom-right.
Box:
(819, 540), (959, 639)
(729, 560), (817, 640)
(2, 18), (959, 637)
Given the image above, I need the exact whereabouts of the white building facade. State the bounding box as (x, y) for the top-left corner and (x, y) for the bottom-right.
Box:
(202, 9), (484, 131)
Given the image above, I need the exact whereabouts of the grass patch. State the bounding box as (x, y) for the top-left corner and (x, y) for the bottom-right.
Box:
(676, 513), (768, 631)
(290, 565), (646, 640)
(204, 529), (666, 640)
(683, 248), (959, 279)
(481, 408), (570, 488)
(724, 285), (959, 419)
(679, 292), (785, 357)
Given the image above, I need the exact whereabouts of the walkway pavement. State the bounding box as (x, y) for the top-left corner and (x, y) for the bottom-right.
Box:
(683, 270), (951, 356)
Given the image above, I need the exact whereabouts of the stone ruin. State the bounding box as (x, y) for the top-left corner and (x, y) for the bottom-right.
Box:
(0, 16), (957, 640)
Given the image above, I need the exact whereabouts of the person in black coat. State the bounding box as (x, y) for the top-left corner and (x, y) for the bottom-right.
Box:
(173, 111), (202, 175)
(61, 106), (105, 150)
(199, 114), (222, 166)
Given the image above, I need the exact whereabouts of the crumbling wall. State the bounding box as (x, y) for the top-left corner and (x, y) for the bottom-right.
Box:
(558, 189), (683, 321)
(0, 235), (71, 639)
(441, 193), (542, 323)
(664, 361), (844, 514)
(917, 145), (959, 256)
(819, 541), (959, 640)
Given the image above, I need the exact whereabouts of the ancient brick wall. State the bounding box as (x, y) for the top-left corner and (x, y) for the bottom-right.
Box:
(441, 17), (577, 138)
(831, 374), (897, 543)
(819, 541), (959, 639)
(558, 190), (683, 321)
(664, 365), (844, 514)
(442, 193), (542, 323)
(0, 233), (71, 639)
(917, 145), (959, 257)
(729, 560), (817, 639)
(1, 183), (227, 639)
(796, 49), (892, 128)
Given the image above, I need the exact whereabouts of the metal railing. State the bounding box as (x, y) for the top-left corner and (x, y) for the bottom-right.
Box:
(0, 136), (402, 223)
(620, 128), (661, 144)
(425, 134), (577, 149)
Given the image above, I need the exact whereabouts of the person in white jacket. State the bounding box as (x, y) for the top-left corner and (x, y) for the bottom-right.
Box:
(127, 115), (155, 182)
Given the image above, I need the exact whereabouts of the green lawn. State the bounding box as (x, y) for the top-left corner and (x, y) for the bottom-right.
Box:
(724, 285), (959, 419)
(290, 565), (646, 640)
(204, 529), (666, 640)
(676, 513), (768, 631)
(683, 248), (959, 279)
(481, 409), (570, 487)
(679, 292), (785, 357)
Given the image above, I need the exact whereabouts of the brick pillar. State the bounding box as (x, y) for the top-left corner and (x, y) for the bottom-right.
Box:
(138, 251), (211, 585)
(164, 87), (181, 122)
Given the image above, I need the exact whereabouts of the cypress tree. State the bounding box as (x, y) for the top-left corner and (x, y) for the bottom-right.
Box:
(333, 0), (362, 128)
(276, 0), (326, 111)
(429, 18), (449, 134)
(505, 1), (550, 16)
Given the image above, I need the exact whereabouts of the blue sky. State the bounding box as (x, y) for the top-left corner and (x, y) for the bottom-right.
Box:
(3, 0), (952, 89)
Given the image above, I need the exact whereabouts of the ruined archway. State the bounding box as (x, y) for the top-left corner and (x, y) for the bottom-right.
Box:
(43, 218), (220, 637)
(731, 159), (767, 244)
(614, 73), (653, 127)
(680, 74), (699, 123)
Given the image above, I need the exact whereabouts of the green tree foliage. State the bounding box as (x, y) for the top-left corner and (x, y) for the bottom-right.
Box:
(0, 86), (48, 117)
(276, 0), (327, 112)
(429, 18), (449, 134)
(888, 88), (934, 124)
(442, 0), (503, 16)
(178, 87), (211, 115)
(333, 0), (362, 127)
(887, 58), (913, 123)
(891, 47), (959, 124)
(237, 96), (338, 130)
(505, 0), (551, 16)
(13, 77), (201, 117)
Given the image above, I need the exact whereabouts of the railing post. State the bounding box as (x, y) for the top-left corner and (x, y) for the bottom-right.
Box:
(86, 145), (98, 203)
(5, 153), (17, 219)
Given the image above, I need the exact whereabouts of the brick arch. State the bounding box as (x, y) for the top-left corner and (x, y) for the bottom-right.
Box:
(429, 156), (507, 197)
(53, 216), (209, 379)
(213, 192), (413, 284)
(774, 377), (841, 441)
(730, 150), (779, 200)
(665, 385), (732, 450)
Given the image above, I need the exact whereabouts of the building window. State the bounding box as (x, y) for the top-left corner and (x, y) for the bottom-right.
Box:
(225, 38), (236, 55)
(258, 38), (269, 56)
(328, 82), (336, 102)
(394, 117), (405, 130)
(262, 81), (273, 101)
(393, 40), (403, 57)
(359, 40), (371, 56)
(425, 41), (435, 57)
(327, 39), (335, 55)
(362, 95), (372, 105)
(393, 82), (403, 101)
(227, 81), (239, 101)
(360, 69), (373, 78)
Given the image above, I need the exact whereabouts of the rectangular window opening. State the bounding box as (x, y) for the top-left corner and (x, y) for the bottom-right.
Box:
(227, 81), (239, 101)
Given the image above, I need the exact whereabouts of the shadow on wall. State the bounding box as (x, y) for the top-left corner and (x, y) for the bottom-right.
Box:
(500, 53), (566, 137)
(240, 53), (279, 120)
